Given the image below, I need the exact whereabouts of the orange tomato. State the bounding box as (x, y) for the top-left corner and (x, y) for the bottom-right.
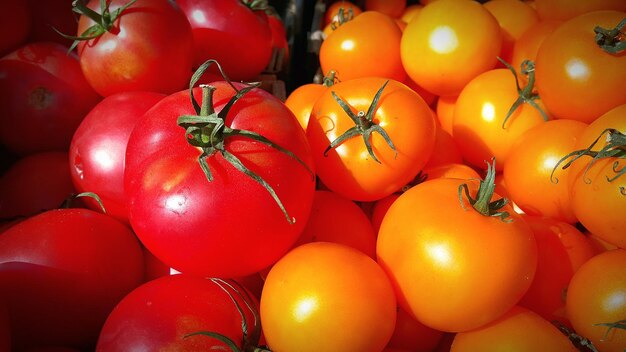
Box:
(307, 77), (436, 201)
(435, 94), (457, 135)
(510, 19), (563, 75)
(423, 126), (463, 169)
(400, 4), (423, 24)
(386, 306), (445, 351)
(423, 162), (480, 181)
(534, 0), (626, 21)
(284, 71), (337, 130)
(365, 0), (406, 18)
(320, 11), (406, 81)
(324, 0), (362, 27)
(400, 0), (502, 96)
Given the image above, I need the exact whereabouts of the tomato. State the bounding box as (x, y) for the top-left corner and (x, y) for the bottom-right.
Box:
(377, 162), (537, 332)
(400, 4), (423, 24)
(534, 0), (626, 21)
(517, 215), (598, 325)
(74, 0), (194, 96)
(401, 0), (502, 97)
(423, 162), (481, 182)
(370, 192), (401, 235)
(534, 10), (626, 123)
(435, 94), (458, 135)
(260, 242), (397, 352)
(69, 91), (165, 224)
(319, 11), (406, 81)
(365, 0), (406, 18)
(503, 119), (588, 223)
(510, 19), (563, 79)
(306, 77), (436, 201)
(125, 75), (316, 278)
(284, 71), (336, 130)
(267, 9), (290, 68)
(0, 152), (75, 221)
(450, 306), (578, 351)
(453, 67), (549, 171)
(0, 42), (102, 156)
(0, 208), (144, 350)
(386, 306), (444, 352)
(97, 274), (263, 351)
(483, 0), (539, 65)
(423, 126), (463, 169)
(324, 1), (362, 27)
(0, 0), (30, 56)
(293, 190), (377, 259)
(566, 249), (626, 352)
(177, 0), (273, 81)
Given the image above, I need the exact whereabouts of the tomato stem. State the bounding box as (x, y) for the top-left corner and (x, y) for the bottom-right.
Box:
(594, 319), (626, 342)
(322, 70), (338, 87)
(552, 320), (600, 352)
(458, 158), (512, 222)
(594, 17), (626, 54)
(240, 0), (270, 12)
(59, 192), (107, 213)
(330, 7), (355, 30)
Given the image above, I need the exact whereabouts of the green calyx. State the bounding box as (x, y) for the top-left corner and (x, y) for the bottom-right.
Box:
(240, 0), (270, 12)
(330, 7), (355, 30)
(458, 158), (512, 222)
(550, 128), (625, 193)
(594, 17), (626, 54)
(55, 0), (137, 53)
(498, 57), (549, 129)
(594, 319), (626, 343)
(324, 80), (397, 164)
(177, 59), (314, 224)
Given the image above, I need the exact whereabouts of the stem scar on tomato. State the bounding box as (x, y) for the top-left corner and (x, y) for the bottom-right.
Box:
(458, 158), (512, 222)
(550, 128), (625, 188)
(594, 17), (626, 54)
(324, 80), (398, 163)
(177, 59), (314, 224)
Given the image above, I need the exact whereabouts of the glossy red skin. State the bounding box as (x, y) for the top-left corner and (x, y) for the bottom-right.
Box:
(124, 81), (316, 278)
(0, 42), (102, 155)
(0, 208), (144, 350)
(76, 0), (194, 96)
(96, 274), (261, 351)
(0, 151), (75, 220)
(69, 91), (165, 223)
(267, 12), (290, 65)
(176, 0), (273, 81)
(0, 0), (30, 56)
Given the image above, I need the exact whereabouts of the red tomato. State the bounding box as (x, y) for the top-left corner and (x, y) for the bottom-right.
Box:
(125, 79), (315, 278)
(0, 152), (75, 221)
(267, 10), (290, 68)
(306, 77), (436, 201)
(75, 0), (194, 96)
(0, 208), (144, 350)
(177, 0), (273, 81)
(97, 275), (263, 351)
(260, 242), (397, 352)
(69, 91), (165, 223)
(0, 42), (102, 156)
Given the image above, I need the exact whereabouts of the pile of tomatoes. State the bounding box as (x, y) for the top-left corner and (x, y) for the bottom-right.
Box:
(0, 0), (625, 351)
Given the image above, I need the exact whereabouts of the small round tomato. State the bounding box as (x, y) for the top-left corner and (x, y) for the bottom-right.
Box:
(401, 0), (502, 96)
(307, 77), (436, 201)
(510, 19), (563, 78)
(566, 249), (626, 352)
(260, 242), (397, 352)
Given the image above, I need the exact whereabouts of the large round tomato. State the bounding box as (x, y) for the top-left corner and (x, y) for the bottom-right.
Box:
(125, 79), (315, 278)
(75, 0), (194, 96)
(534, 10), (626, 123)
(377, 171), (537, 332)
(97, 274), (263, 351)
(260, 241), (397, 352)
(400, 0), (502, 97)
(306, 77), (436, 201)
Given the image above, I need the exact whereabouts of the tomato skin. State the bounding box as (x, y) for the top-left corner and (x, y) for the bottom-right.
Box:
(400, 0), (502, 97)
(0, 42), (102, 156)
(534, 0), (626, 21)
(566, 249), (626, 352)
(510, 19), (563, 78)
(96, 274), (261, 351)
(76, 0), (194, 96)
(69, 91), (165, 224)
(386, 306), (444, 352)
(177, 0), (273, 81)
(450, 306), (578, 351)
(534, 10), (626, 123)
(284, 82), (329, 130)
(0, 208), (144, 350)
(260, 242), (397, 352)
(377, 177), (537, 332)
(307, 77), (436, 201)
(320, 11), (406, 81)
(125, 82), (316, 278)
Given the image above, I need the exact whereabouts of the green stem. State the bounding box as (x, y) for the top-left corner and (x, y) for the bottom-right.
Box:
(594, 17), (626, 54)
(458, 158), (512, 222)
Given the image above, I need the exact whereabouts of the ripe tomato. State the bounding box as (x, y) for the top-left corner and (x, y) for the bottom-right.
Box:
(307, 77), (436, 201)
(435, 94), (458, 135)
(125, 78), (315, 278)
(69, 91), (165, 223)
(503, 119), (588, 223)
(534, 10), (626, 123)
(377, 164), (537, 332)
(386, 306), (445, 352)
(365, 0), (406, 18)
(0, 208), (144, 350)
(510, 19), (563, 78)
(74, 0), (194, 96)
(177, 0), (273, 81)
(562, 103), (626, 249)
(566, 249), (626, 352)
(284, 71), (336, 130)
(97, 275), (263, 351)
(320, 11), (406, 81)
(260, 242), (397, 352)
(534, 0), (626, 21)
(0, 42), (101, 155)
(450, 306), (578, 351)
(401, 0), (502, 96)
(324, 1), (362, 27)
(400, 4), (423, 24)
(423, 126), (463, 169)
